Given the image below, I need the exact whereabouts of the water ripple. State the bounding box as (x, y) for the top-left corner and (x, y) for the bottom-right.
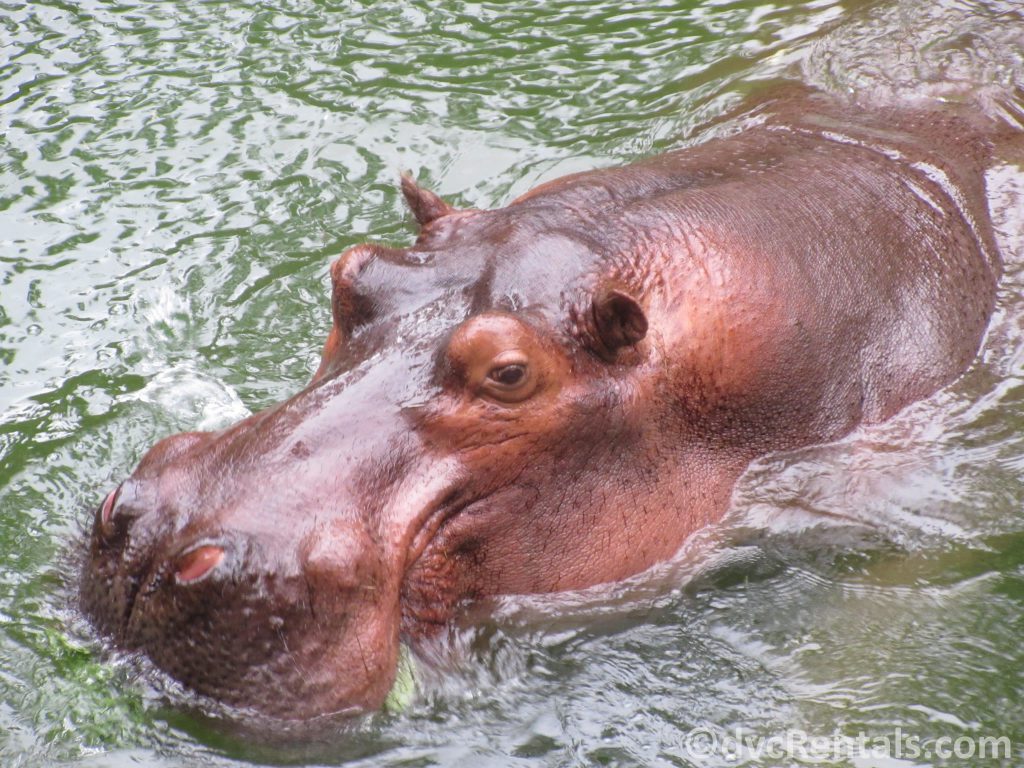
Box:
(2, 0), (1024, 765)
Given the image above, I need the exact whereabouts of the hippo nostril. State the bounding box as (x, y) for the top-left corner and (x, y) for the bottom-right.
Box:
(174, 545), (225, 584)
(97, 483), (122, 535)
(100, 486), (119, 524)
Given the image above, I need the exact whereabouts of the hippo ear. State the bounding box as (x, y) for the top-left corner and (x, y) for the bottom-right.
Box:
(401, 173), (457, 226)
(592, 288), (648, 359)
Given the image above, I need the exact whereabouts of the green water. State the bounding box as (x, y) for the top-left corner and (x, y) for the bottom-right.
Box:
(2, 0), (1024, 765)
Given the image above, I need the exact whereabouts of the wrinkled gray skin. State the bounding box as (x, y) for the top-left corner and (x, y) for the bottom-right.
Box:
(81, 85), (1004, 727)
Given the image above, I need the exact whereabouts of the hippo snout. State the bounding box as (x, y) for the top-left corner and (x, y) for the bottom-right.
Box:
(84, 481), (283, 656)
(80, 429), (403, 720)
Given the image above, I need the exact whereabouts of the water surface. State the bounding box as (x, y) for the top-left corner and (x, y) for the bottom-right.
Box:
(2, 0), (1024, 765)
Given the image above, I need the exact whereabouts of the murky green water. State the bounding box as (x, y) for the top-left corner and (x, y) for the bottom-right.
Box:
(2, 0), (1024, 765)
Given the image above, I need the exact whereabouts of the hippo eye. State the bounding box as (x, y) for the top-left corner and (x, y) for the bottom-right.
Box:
(488, 364), (527, 388)
(481, 359), (536, 403)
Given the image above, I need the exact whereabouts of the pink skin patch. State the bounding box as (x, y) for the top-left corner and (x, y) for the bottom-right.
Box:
(175, 545), (225, 584)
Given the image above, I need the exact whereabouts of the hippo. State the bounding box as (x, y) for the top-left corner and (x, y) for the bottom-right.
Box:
(80, 84), (1008, 725)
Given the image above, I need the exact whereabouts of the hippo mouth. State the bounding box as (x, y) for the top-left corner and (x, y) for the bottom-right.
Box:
(405, 493), (470, 575)
(397, 486), (521, 636)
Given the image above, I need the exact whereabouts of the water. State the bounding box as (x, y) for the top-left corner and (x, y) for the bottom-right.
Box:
(1, 0), (1023, 765)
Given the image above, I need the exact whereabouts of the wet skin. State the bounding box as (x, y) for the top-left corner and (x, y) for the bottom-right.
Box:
(80, 86), (1003, 723)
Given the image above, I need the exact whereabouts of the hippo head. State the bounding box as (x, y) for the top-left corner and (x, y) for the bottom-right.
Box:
(80, 173), (731, 724)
